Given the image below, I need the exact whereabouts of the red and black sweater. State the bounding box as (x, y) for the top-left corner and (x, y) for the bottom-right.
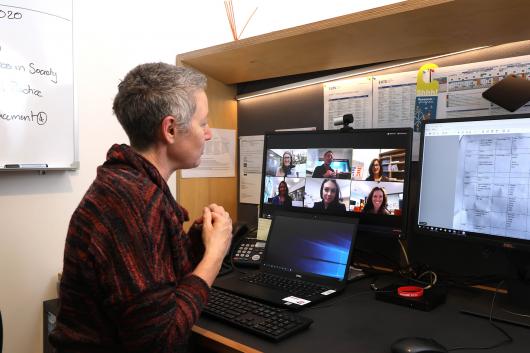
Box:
(50, 144), (209, 353)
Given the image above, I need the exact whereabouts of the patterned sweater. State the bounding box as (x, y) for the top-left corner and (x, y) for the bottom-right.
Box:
(50, 144), (209, 353)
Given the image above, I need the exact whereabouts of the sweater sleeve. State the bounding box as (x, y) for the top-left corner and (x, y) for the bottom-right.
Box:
(92, 228), (211, 353)
(114, 274), (210, 353)
(88, 194), (211, 352)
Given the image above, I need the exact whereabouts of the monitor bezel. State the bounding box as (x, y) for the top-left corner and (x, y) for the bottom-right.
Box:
(259, 128), (413, 237)
(415, 113), (530, 251)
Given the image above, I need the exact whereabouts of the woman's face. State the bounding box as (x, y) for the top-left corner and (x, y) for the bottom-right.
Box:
(372, 190), (384, 210)
(283, 154), (292, 166)
(372, 160), (381, 176)
(322, 181), (337, 205)
(278, 182), (287, 195)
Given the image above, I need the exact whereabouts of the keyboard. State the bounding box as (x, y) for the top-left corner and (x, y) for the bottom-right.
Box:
(203, 288), (313, 341)
(240, 272), (329, 297)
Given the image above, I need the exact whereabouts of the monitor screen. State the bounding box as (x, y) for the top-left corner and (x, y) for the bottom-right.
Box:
(260, 129), (413, 234)
(417, 115), (530, 248)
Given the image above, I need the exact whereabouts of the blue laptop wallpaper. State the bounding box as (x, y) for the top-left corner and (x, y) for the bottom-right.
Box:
(263, 215), (355, 279)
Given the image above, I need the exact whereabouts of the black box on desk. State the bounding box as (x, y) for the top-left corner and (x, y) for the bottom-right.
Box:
(375, 284), (446, 311)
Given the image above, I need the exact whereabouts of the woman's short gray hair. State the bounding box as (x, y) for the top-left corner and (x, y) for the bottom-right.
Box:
(112, 62), (207, 150)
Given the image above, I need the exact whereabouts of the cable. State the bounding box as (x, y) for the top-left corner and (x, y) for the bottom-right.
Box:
(226, 225), (260, 274)
(405, 263), (504, 289)
(448, 280), (513, 352)
(398, 238), (410, 267)
(417, 271), (437, 290)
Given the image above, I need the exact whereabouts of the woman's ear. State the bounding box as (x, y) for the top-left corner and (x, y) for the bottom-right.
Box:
(160, 115), (176, 143)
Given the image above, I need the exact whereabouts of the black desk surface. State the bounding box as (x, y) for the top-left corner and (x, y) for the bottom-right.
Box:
(196, 273), (529, 353)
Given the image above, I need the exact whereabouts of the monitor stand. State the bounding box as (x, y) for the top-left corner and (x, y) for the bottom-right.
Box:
(460, 255), (530, 329)
(460, 286), (530, 329)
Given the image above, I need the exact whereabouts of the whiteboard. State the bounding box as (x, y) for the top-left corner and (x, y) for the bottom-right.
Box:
(0, 0), (78, 170)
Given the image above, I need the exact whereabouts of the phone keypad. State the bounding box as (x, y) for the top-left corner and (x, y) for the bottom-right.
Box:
(233, 239), (265, 265)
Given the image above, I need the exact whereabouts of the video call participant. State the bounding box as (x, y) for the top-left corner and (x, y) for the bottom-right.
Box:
(313, 179), (346, 212)
(365, 158), (389, 182)
(362, 186), (390, 215)
(50, 63), (233, 353)
(312, 150), (337, 178)
(276, 151), (296, 177)
(271, 180), (293, 207)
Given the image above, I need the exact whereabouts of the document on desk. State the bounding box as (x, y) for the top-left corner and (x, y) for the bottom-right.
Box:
(323, 77), (373, 130)
(453, 133), (530, 240)
(239, 135), (264, 204)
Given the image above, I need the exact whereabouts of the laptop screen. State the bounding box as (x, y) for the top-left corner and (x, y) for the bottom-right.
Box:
(262, 212), (358, 280)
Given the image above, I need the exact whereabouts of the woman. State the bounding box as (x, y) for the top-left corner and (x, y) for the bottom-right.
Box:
(276, 151), (296, 177)
(365, 158), (389, 182)
(271, 180), (292, 207)
(312, 179), (346, 212)
(362, 186), (390, 215)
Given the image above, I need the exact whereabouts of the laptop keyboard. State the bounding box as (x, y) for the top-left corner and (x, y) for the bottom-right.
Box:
(203, 288), (313, 341)
(240, 272), (330, 297)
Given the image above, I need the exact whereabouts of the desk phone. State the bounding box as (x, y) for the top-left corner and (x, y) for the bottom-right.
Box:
(232, 238), (266, 267)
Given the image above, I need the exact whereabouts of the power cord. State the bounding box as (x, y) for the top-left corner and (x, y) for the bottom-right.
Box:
(396, 270), (438, 290)
(401, 261), (506, 290)
(448, 280), (513, 352)
(398, 238), (410, 268)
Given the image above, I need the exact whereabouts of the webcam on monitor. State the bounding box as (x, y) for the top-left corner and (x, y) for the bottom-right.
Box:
(333, 114), (354, 132)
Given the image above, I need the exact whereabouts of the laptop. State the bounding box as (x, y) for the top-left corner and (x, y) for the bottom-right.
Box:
(214, 211), (359, 309)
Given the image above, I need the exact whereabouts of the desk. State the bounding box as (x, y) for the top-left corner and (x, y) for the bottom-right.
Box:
(191, 275), (530, 353)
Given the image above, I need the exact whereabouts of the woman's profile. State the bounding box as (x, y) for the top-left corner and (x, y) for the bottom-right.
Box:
(365, 158), (389, 182)
(312, 179), (346, 212)
(362, 186), (390, 215)
(276, 151), (296, 177)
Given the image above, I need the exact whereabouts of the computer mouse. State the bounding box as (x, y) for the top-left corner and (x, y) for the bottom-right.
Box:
(391, 337), (448, 353)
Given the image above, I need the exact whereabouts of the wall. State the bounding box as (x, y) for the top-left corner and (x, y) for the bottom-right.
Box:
(1, 2), (382, 352)
(0, 2), (225, 353)
(235, 41), (530, 271)
(236, 41), (530, 225)
(2, 1), (527, 352)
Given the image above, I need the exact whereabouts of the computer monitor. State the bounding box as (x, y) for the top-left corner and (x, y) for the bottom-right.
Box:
(260, 128), (413, 236)
(417, 115), (530, 249)
(416, 115), (530, 321)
